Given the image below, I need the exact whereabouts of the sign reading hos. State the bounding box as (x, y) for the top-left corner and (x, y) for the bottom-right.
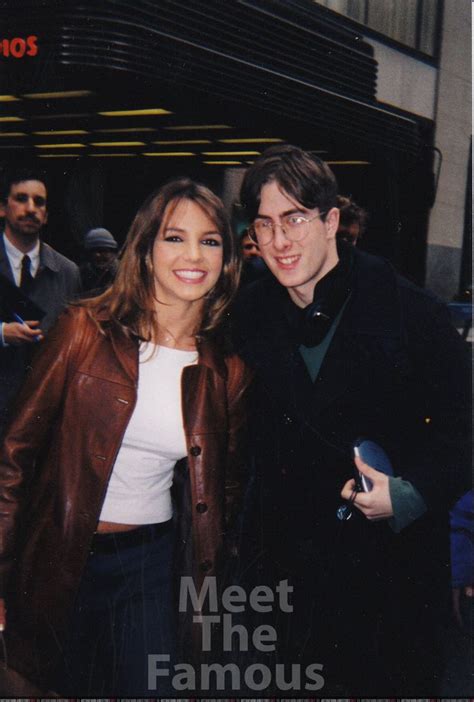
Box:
(0, 36), (38, 58)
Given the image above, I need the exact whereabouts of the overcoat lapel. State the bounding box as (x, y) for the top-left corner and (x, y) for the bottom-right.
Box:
(252, 319), (314, 427)
(253, 251), (404, 423)
(310, 259), (403, 419)
(308, 328), (360, 419)
(0, 236), (15, 283)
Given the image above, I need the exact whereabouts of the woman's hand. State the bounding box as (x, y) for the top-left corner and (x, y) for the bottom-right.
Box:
(0, 598), (6, 631)
(340, 455), (394, 520)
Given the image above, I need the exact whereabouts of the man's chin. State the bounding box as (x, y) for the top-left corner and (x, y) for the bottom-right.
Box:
(268, 267), (300, 288)
(16, 223), (41, 237)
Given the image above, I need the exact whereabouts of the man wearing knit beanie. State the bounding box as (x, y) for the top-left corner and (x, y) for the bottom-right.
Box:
(80, 227), (119, 294)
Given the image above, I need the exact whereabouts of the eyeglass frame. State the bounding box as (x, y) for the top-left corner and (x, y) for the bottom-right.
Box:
(248, 209), (329, 246)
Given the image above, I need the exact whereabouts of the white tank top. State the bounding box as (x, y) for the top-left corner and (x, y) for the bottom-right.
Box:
(99, 343), (198, 524)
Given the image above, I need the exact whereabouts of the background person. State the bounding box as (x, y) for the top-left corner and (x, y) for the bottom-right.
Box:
(240, 228), (261, 261)
(439, 489), (474, 694)
(336, 194), (368, 246)
(80, 226), (119, 295)
(450, 489), (474, 632)
(0, 167), (81, 434)
(0, 178), (251, 696)
(239, 227), (268, 287)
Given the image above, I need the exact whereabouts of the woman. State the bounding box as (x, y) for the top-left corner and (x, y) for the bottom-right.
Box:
(0, 178), (252, 695)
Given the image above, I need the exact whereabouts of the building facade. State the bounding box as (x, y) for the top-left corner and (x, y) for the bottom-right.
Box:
(314, 0), (471, 299)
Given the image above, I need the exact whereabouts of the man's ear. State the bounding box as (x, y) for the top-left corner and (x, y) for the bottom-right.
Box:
(0, 200), (6, 218)
(325, 206), (340, 239)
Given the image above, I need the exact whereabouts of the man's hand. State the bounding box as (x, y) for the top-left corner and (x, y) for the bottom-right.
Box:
(3, 320), (43, 345)
(0, 598), (6, 632)
(341, 455), (394, 520)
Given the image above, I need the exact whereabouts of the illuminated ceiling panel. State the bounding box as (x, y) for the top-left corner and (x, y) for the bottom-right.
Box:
(202, 151), (261, 156)
(0, 88), (293, 164)
(99, 108), (171, 117)
(164, 125), (232, 131)
(142, 152), (196, 157)
(219, 138), (283, 144)
(23, 90), (94, 99)
(94, 127), (155, 133)
(90, 141), (145, 147)
(34, 129), (89, 135)
(35, 143), (87, 149)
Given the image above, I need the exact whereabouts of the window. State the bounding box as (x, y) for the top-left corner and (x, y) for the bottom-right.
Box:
(314, 0), (440, 57)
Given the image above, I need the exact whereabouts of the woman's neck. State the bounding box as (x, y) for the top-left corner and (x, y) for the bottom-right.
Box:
(153, 300), (203, 350)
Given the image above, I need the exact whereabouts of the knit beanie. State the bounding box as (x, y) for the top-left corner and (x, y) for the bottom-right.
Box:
(84, 228), (118, 250)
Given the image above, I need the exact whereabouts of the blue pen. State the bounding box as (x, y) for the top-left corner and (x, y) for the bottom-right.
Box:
(13, 313), (41, 341)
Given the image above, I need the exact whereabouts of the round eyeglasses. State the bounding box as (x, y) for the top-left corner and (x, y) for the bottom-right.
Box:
(248, 211), (328, 246)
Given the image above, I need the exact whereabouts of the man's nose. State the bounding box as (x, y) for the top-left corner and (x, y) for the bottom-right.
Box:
(272, 223), (291, 250)
(25, 197), (38, 212)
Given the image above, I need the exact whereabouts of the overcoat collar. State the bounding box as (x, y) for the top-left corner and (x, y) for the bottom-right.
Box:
(312, 249), (403, 409)
(0, 234), (60, 277)
(0, 234), (14, 282)
(39, 241), (62, 273)
(254, 247), (402, 345)
(243, 248), (403, 423)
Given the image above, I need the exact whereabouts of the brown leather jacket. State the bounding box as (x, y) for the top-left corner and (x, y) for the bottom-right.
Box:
(0, 306), (252, 688)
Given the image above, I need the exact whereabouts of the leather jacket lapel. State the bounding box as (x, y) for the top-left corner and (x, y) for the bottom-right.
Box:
(181, 338), (228, 433)
(108, 326), (139, 386)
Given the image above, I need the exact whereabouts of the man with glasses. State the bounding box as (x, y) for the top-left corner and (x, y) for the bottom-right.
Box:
(232, 145), (470, 695)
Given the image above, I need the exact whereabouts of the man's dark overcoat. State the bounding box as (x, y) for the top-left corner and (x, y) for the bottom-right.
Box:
(232, 246), (471, 695)
(0, 236), (81, 430)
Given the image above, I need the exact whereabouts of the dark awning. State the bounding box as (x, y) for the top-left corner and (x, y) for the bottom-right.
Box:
(0, 0), (427, 160)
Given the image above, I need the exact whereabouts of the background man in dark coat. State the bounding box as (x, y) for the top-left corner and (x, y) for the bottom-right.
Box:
(232, 145), (471, 696)
(80, 226), (119, 295)
(0, 167), (81, 434)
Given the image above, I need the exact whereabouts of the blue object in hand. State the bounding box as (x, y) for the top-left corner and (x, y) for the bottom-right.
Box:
(353, 438), (393, 492)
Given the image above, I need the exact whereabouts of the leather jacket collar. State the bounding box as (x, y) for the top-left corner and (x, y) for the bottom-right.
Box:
(94, 309), (228, 383)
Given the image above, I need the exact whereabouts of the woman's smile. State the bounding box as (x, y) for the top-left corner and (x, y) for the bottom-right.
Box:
(152, 199), (223, 306)
(173, 268), (208, 283)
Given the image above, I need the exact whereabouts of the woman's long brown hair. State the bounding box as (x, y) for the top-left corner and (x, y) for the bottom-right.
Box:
(83, 178), (240, 341)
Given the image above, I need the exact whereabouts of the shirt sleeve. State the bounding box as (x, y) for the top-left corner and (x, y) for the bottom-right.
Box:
(388, 476), (427, 533)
